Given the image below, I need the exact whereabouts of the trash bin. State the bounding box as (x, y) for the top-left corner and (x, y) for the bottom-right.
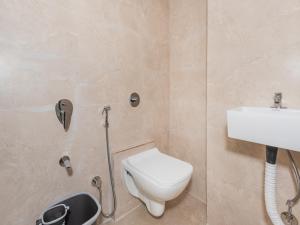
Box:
(36, 192), (100, 225)
(37, 204), (70, 225)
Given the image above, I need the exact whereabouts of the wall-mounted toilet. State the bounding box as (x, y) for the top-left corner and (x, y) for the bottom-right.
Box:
(122, 148), (193, 217)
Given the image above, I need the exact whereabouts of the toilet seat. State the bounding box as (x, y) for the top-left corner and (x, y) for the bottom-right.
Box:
(126, 148), (193, 187)
(122, 148), (193, 217)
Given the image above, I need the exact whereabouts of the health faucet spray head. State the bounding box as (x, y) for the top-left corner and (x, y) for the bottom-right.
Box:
(102, 106), (111, 128)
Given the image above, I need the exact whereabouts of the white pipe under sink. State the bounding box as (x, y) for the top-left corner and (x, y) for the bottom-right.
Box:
(264, 163), (284, 225)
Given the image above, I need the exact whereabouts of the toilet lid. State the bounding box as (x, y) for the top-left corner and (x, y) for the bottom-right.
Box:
(127, 148), (193, 186)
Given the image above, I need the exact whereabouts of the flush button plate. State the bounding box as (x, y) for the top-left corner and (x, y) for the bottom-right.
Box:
(129, 92), (140, 107)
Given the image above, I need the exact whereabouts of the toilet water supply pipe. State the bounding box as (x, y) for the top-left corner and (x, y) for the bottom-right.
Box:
(265, 146), (300, 225)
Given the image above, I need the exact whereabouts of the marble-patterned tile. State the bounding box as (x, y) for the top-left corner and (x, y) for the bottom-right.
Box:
(0, 1), (169, 225)
(169, 0), (207, 203)
(207, 0), (300, 224)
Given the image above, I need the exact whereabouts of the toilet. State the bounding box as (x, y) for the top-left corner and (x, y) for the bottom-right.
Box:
(122, 148), (193, 217)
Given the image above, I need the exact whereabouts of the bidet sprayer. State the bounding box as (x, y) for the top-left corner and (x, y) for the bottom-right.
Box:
(102, 106), (111, 128)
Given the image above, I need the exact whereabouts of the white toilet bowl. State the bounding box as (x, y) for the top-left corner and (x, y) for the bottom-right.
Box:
(122, 148), (193, 217)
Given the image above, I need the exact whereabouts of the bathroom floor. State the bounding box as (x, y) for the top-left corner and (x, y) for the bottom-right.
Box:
(111, 193), (206, 225)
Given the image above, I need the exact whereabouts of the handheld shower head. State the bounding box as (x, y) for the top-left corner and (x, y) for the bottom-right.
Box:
(102, 106), (111, 115)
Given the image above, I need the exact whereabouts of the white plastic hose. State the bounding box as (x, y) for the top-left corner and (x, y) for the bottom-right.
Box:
(264, 162), (284, 225)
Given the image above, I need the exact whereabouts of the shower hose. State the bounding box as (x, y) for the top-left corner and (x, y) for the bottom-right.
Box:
(99, 106), (117, 218)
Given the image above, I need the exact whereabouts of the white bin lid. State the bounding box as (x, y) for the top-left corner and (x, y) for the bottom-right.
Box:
(127, 148), (193, 186)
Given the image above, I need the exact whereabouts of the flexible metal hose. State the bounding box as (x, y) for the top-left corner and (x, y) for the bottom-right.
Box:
(100, 106), (117, 218)
(286, 150), (300, 208)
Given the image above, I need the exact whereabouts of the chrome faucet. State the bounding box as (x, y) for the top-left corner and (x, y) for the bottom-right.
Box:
(59, 155), (73, 176)
(272, 92), (285, 109)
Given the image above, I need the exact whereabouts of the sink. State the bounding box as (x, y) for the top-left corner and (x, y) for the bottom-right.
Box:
(227, 107), (300, 152)
(37, 192), (101, 225)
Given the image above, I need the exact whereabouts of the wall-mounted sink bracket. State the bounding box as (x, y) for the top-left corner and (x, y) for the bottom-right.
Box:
(55, 99), (73, 131)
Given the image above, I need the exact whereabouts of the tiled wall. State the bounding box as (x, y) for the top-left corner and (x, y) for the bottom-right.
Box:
(207, 0), (300, 224)
(169, 0), (207, 203)
(7, 1), (300, 224)
(0, 1), (169, 224)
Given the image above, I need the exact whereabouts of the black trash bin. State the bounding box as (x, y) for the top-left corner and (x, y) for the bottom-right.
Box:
(36, 193), (100, 225)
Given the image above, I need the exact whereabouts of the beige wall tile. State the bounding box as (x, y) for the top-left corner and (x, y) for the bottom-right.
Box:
(169, 0), (207, 203)
(112, 193), (206, 225)
(0, 1), (169, 224)
(207, 0), (300, 224)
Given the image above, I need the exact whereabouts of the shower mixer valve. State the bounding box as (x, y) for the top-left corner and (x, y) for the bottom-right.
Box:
(55, 99), (73, 131)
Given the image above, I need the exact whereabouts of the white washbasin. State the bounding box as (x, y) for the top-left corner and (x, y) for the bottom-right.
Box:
(227, 107), (300, 152)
